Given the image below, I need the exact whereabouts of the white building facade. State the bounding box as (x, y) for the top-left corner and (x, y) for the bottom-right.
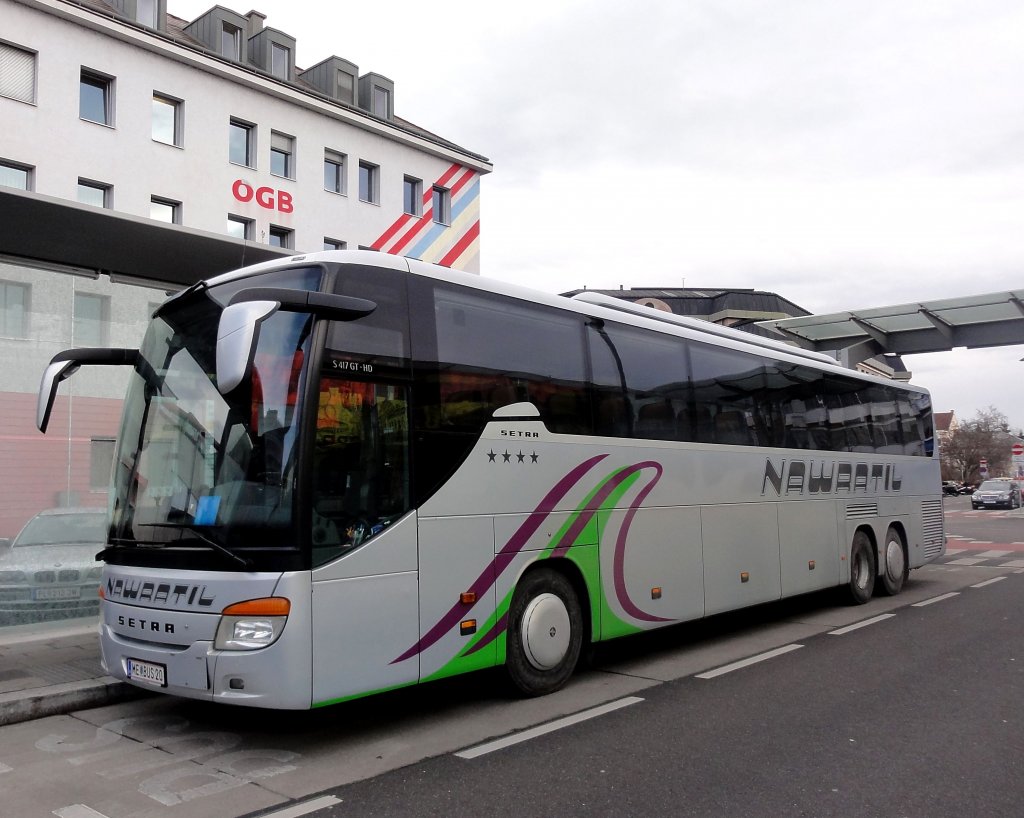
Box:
(0, 0), (490, 630)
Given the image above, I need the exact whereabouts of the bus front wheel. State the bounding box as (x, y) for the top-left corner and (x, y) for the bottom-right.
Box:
(505, 569), (583, 696)
(847, 531), (876, 604)
(877, 526), (908, 597)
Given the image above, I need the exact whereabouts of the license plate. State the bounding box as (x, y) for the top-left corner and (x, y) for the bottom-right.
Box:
(32, 587), (81, 601)
(127, 658), (167, 688)
(984, 499), (997, 503)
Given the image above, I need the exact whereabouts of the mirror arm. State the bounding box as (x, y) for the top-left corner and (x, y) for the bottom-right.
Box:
(37, 348), (139, 434)
(228, 288), (376, 321)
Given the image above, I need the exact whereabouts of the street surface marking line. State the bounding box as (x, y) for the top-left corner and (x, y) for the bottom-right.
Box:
(943, 548), (968, 554)
(53, 807), (111, 818)
(253, 796), (343, 818)
(0, 762), (12, 774)
(827, 613), (896, 636)
(970, 576), (1008, 589)
(1000, 560), (1024, 568)
(695, 644), (804, 680)
(912, 592), (961, 607)
(455, 696), (644, 759)
(946, 558), (988, 566)
(974, 550), (1012, 558)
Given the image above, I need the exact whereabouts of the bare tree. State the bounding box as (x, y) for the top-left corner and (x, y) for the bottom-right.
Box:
(941, 406), (1013, 483)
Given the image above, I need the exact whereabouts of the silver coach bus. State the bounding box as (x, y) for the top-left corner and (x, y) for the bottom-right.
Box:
(37, 251), (944, 709)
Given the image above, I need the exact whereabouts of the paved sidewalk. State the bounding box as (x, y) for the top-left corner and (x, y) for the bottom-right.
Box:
(0, 619), (146, 726)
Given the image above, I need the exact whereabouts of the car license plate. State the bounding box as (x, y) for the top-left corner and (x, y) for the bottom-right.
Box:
(984, 498), (996, 504)
(127, 658), (167, 688)
(32, 587), (81, 601)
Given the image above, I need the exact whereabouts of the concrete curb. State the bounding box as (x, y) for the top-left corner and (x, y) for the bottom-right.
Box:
(0, 677), (150, 727)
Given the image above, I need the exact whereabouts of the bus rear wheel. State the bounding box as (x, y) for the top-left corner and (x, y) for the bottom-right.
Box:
(505, 568), (583, 697)
(876, 526), (908, 597)
(847, 530), (876, 605)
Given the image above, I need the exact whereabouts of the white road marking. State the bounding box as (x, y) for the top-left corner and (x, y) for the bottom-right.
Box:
(827, 614), (896, 636)
(695, 644), (804, 680)
(973, 550), (1011, 558)
(971, 576), (1008, 589)
(0, 762), (11, 774)
(53, 807), (110, 818)
(254, 796), (343, 817)
(455, 697), (644, 759)
(946, 558), (988, 565)
(1000, 560), (1024, 568)
(912, 592), (961, 607)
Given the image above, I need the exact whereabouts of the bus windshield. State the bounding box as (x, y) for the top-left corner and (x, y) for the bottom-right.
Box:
(108, 269), (320, 569)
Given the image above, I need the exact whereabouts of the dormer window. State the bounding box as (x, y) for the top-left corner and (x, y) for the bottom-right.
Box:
(135, 0), (158, 28)
(271, 43), (290, 80)
(337, 70), (354, 104)
(372, 86), (389, 118)
(221, 23), (241, 60)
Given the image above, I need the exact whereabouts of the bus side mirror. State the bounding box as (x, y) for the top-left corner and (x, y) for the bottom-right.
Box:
(216, 300), (280, 394)
(216, 288), (376, 395)
(37, 348), (139, 433)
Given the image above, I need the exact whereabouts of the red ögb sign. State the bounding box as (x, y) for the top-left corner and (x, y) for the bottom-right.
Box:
(231, 179), (294, 213)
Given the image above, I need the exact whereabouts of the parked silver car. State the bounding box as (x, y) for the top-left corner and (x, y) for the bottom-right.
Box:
(971, 480), (1022, 510)
(0, 508), (107, 626)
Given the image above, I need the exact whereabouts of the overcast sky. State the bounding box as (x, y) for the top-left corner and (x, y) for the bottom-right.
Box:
(172, 0), (1024, 431)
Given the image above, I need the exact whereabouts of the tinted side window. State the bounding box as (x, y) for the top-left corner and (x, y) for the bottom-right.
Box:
(588, 323), (689, 440)
(430, 287), (588, 434)
(327, 264), (411, 373)
(689, 343), (764, 446)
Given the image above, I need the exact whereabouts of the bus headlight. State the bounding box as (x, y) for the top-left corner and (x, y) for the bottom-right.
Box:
(214, 597), (290, 651)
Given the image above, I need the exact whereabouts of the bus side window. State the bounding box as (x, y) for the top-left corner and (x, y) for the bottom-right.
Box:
(311, 377), (410, 567)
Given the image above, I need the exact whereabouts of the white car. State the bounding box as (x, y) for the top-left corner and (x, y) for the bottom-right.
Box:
(0, 508), (107, 626)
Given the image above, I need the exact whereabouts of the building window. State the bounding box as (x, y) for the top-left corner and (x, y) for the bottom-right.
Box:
(135, 0), (158, 28)
(372, 85), (390, 118)
(0, 159), (31, 190)
(80, 69), (113, 125)
(73, 292), (109, 346)
(323, 238), (346, 251)
(359, 161), (378, 204)
(89, 437), (116, 490)
(150, 196), (180, 224)
(403, 176), (422, 216)
(227, 214), (254, 239)
(229, 118), (255, 167)
(268, 225), (293, 249)
(270, 131), (294, 178)
(324, 150), (346, 194)
(0, 280), (29, 337)
(432, 185), (451, 225)
(221, 23), (241, 60)
(152, 93), (182, 146)
(77, 179), (111, 208)
(271, 43), (290, 80)
(0, 41), (36, 104)
(336, 69), (354, 103)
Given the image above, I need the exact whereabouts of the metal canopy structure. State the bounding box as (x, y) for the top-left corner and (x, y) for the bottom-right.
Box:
(757, 290), (1024, 367)
(0, 187), (290, 287)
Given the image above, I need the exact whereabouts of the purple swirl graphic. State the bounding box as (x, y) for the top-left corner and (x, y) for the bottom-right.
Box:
(392, 454), (609, 664)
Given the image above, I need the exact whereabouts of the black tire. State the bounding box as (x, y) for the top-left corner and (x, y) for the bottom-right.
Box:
(876, 526), (908, 596)
(846, 530), (876, 604)
(505, 568), (583, 697)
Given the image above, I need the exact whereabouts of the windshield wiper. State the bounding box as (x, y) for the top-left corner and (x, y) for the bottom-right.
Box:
(120, 524), (252, 569)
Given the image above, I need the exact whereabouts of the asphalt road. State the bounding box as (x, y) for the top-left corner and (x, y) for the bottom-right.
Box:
(315, 570), (1024, 818)
(1, 509), (1021, 818)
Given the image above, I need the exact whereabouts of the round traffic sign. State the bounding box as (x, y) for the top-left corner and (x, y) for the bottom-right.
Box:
(1013, 443), (1024, 456)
